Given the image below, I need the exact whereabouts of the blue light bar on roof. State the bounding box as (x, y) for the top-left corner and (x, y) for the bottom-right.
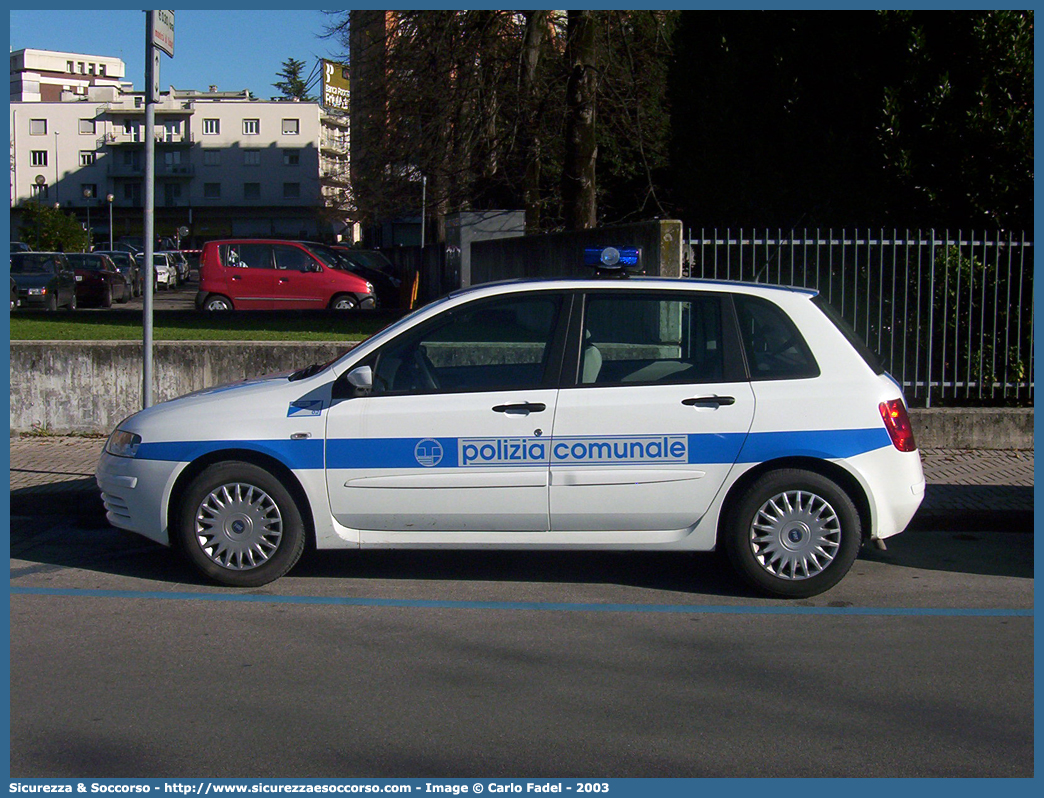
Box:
(583, 246), (642, 271)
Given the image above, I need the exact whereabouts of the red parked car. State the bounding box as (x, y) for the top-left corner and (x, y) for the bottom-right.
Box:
(195, 239), (376, 311)
(66, 253), (129, 308)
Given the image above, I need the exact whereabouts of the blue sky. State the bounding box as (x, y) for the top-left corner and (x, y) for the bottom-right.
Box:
(9, 8), (346, 99)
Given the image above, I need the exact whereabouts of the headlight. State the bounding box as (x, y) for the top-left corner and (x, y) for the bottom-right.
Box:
(27, 287), (45, 295)
(105, 429), (142, 458)
(365, 281), (374, 294)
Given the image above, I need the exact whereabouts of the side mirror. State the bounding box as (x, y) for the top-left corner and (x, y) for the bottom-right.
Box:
(346, 365), (373, 396)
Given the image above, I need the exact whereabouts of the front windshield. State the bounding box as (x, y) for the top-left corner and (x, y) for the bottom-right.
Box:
(10, 255), (57, 275)
(301, 244), (340, 269)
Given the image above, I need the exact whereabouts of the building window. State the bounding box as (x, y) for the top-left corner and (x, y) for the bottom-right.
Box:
(30, 151), (48, 167)
(202, 118), (220, 135)
(124, 182), (142, 204)
(79, 119), (96, 135)
(78, 62), (85, 74)
(29, 119), (47, 136)
(66, 61), (74, 73)
(80, 151), (96, 167)
(283, 150), (300, 167)
(243, 118), (260, 135)
(282, 118), (300, 135)
(99, 64), (106, 77)
(203, 150), (221, 166)
(203, 183), (221, 199)
(244, 183), (261, 200)
(243, 149), (261, 166)
(282, 182), (301, 199)
(88, 63), (96, 75)
(164, 151), (183, 168)
(30, 183), (49, 199)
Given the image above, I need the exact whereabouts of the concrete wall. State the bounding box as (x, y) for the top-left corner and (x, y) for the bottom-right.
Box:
(470, 220), (683, 284)
(9, 341), (1034, 449)
(10, 341), (356, 434)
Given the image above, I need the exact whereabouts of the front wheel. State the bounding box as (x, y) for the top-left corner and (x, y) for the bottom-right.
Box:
(329, 294), (357, 311)
(724, 469), (862, 598)
(176, 462), (306, 587)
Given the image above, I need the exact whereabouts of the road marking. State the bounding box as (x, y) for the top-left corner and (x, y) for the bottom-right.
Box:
(8, 586), (1033, 616)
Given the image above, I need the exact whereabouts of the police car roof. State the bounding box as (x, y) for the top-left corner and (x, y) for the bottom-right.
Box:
(447, 276), (819, 300)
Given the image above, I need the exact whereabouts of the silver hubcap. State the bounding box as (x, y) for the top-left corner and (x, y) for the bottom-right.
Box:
(334, 298), (355, 310)
(194, 482), (283, 570)
(749, 490), (841, 580)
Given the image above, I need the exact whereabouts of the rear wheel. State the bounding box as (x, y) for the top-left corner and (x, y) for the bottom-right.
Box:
(46, 293), (58, 312)
(203, 294), (233, 311)
(725, 469), (862, 598)
(176, 462), (306, 587)
(101, 284), (113, 308)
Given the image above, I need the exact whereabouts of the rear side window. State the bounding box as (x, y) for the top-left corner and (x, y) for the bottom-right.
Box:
(811, 294), (885, 375)
(222, 243), (273, 270)
(580, 293), (726, 385)
(734, 295), (819, 380)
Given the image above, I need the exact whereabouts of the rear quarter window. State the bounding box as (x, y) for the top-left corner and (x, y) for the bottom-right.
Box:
(811, 294), (885, 375)
(733, 294), (820, 380)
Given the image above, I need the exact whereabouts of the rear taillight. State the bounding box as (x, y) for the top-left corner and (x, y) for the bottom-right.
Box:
(879, 399), (917, 452)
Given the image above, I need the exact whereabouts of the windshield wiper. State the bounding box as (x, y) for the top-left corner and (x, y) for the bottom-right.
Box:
(288, 363), (325, 381)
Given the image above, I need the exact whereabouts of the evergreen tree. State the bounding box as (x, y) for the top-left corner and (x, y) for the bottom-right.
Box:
(273, 57), (314, 101)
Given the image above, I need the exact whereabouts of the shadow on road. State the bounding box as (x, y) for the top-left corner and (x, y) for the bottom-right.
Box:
(9, 481), (1034, 591)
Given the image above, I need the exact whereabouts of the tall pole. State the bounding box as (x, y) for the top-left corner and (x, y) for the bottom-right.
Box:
(143, 11), (159, 408)
(84, 188), (92, 250)
(420, 175), (426, 249)
(107, 193), (114, 250)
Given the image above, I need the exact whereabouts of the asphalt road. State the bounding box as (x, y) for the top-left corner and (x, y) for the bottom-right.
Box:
(9, 507), (1033, 779)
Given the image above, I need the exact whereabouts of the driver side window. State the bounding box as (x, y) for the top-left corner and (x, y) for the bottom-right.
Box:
(371, 294), (563, 394)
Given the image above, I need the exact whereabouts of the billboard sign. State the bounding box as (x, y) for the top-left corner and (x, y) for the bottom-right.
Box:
(152, 10), (175, 57)
(322, 60), (350, 112)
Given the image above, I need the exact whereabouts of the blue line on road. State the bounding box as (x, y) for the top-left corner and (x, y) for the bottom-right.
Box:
(8, 586), (1034, 616)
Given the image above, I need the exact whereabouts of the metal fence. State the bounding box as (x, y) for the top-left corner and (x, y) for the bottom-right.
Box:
(684, 229), (1033, 407)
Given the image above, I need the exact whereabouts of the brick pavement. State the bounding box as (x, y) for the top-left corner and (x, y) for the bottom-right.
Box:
(7, 435), (1035, 527)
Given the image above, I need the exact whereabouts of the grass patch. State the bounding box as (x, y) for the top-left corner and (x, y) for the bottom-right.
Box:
(9, 309), (406, 342)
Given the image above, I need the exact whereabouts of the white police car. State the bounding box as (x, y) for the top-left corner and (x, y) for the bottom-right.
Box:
(96, 271), (925, 597)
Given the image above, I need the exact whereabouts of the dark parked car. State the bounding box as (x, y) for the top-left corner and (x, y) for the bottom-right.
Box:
(67, 253), (129, 308)
(94, 250), (142, 297)
(10, 252), (77, 310)
(11, 276), (18, 310)
(329, 246), (404, 308)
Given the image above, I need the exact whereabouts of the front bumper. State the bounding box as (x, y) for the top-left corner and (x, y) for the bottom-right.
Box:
(96, 449), (186, 547)
(358, 293), (377, 310)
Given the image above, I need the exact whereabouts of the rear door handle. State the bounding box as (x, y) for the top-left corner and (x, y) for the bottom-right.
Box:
(682, 395), (736, 407)
(493, 402), (546, 414)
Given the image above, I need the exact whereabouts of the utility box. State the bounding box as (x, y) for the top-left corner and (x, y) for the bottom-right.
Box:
(445, 210), (526, 287)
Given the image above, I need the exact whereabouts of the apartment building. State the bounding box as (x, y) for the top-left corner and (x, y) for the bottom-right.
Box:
(10, 50), (352, 244)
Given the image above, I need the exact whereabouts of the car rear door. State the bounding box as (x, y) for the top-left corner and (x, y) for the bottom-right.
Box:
(222, 243), (277, 309)
(548, 289), (755, 534)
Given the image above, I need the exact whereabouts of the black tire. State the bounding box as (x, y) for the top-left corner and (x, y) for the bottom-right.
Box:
(203, 294), (233, 311)
(329, 294), (357, 311)
(176, 461), (306, 587)
(46, 293), (58, 312)
(101, 284), (113, 308)
(118, 283), (130, 303)
(724, 469), (862, 598)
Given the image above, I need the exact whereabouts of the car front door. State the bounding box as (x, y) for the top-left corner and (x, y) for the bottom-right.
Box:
(549, 290), (755, 535)
(324, 291), (568, 536)
(272, 244), (326, 308)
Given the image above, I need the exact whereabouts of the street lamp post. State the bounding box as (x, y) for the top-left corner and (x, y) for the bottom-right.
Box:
(83, 187), (93, 251)
(107, 193), (114, 250)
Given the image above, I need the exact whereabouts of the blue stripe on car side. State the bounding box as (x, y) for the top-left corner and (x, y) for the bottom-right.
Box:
(133, 428), (891, 470)
(737, 428), (892, 462)
(135, 439), (325, 470)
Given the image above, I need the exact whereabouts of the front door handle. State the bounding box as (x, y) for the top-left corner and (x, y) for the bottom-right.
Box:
(493, 402), (546, 414)
(682, 395), (736, 407)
